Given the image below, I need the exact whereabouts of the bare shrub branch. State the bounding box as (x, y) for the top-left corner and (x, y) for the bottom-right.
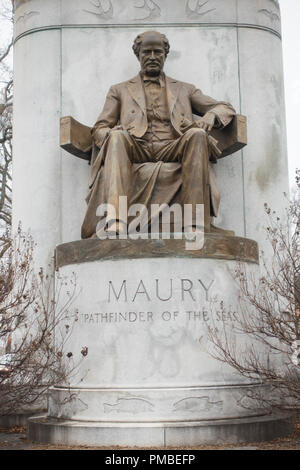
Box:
(207, 170), (300, 410)
(0, 228), (82, 416)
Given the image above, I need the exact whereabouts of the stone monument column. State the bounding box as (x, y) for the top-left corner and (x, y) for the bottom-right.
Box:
(13, 0), (289, 263)
(12, 0), (292, 446)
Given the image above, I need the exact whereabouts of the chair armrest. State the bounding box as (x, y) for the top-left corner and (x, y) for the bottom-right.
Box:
(60, 114), (247, 161)
(210, 114), (247, 159)
(60, 116), (93, 160)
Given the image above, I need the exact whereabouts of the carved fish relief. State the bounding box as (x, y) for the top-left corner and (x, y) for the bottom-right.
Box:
(104, 397), (155, 414)
(49, 393), (89, 419)
(173, 396), (223, 412)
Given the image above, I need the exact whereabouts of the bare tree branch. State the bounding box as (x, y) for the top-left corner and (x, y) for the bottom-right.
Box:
(0, 2), (13, 231)
(0, 39), (13, 64)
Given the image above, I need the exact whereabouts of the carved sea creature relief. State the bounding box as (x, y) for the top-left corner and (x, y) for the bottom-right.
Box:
(258, 8), (280, 23)
(236, 389), (266, 411)
(173, 396), (223, 412)
(134, 0), (161, 21)
(83, 0), (114, 20)
(186, 0), (216, 19)
(104, 397), (155, 414)
(49, 393), (88, 419)
(16, 11), (40, 24)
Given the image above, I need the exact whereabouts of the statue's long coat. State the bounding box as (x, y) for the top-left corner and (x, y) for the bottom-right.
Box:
(82, 74), (236, 238)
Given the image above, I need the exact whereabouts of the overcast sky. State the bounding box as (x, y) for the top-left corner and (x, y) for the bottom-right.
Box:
(0, 0), (299, 188)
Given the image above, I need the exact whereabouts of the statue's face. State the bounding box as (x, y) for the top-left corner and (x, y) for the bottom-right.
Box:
(138, 34), (166, 76)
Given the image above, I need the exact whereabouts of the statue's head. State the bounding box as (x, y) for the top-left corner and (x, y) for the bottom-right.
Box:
(133, 31), (170, 76)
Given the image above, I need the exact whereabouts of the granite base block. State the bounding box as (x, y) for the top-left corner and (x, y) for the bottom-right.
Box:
(28, 413), (294, 447)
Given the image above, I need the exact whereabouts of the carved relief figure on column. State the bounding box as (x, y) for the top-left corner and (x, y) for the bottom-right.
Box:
(80, 30), (238, 239)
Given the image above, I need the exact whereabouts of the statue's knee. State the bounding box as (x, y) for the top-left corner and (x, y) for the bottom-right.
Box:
(186, 127), (207, 139)
(109, 129), (127, 139)
(105, 129), (131, 163)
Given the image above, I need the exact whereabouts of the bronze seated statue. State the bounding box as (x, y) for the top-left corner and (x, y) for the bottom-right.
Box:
(60, 31), (247, 240)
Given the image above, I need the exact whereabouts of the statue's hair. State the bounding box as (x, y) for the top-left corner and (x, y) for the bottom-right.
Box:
(132, 31), (170, 58)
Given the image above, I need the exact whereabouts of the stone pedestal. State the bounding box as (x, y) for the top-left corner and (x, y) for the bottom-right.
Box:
(28, 236), (293, 446)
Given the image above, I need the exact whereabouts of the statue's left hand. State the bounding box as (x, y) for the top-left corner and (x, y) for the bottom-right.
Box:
(195, 112), (216, 132)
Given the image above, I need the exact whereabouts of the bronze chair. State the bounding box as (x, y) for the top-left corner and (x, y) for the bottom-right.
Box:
(60, 115), (247, 235)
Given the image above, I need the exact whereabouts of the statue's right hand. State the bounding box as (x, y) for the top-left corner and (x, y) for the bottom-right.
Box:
(93, 128), (111, 148)
(94, 126), (124, 147)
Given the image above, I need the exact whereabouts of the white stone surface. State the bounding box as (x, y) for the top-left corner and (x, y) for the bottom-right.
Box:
(14, 1), (282, 37)
(50, 256), (265, 423)
(48, 384), (267, 423)
(14, 0), (61, 40)
(238, 28), (289, 247)
(12, 30), (62, 268)
(28, 412), (293, 447)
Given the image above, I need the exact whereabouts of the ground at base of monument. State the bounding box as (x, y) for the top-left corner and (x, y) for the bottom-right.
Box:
(0, 420), (299, 450)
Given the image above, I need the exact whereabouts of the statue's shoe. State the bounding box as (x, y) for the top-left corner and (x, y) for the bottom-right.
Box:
(105, 221), (127, 236)
(90, 221), (128, 238)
